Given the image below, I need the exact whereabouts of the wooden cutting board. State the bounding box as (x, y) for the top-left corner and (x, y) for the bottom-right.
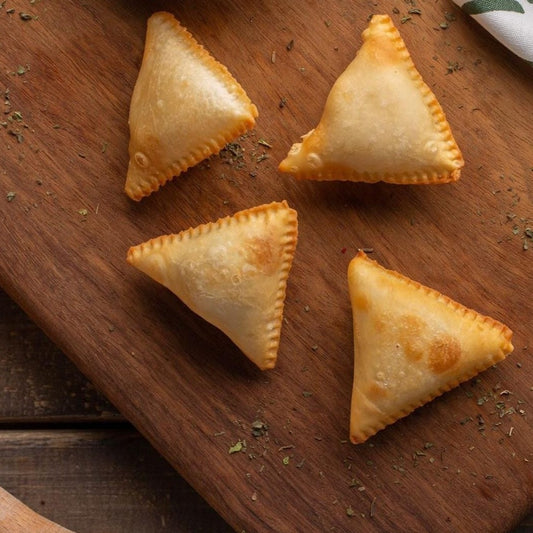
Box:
(1, 0), (532, 531)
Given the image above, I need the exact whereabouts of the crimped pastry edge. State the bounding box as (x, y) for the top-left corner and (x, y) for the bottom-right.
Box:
(349, 250), (513, 444)
(127, 201), (298, 370)
(125, 12), (258, 201)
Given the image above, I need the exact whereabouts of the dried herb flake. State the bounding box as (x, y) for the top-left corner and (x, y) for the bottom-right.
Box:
(229, 440), (245, 454)
(257, 138), (272, 149)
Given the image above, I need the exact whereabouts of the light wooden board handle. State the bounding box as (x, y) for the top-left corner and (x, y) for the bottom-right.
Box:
(0, 488), (74, 533)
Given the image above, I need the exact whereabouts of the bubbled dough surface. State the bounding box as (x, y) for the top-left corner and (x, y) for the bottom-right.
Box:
(349, 255), (511, 421)
(129, 205), (295, 368)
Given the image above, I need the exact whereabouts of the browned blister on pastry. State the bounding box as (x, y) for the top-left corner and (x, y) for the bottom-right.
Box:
(348, 251), (513, 444)
(127, 201), (298, 370)
(279, 14), (464, 184)
(125, 12), (258, 200)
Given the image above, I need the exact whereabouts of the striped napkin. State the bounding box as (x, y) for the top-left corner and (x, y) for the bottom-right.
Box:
(453, 0), (533, 64)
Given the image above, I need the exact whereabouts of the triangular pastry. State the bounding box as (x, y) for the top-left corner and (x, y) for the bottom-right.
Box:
(125, 12), (258, 200)
(127, 201), (298, 370)
(279, 14), (464, 184)
(348, 251), (513, 444)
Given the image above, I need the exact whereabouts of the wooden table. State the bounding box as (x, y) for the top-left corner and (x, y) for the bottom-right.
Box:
(0, 288), (531, 531)
(1, 0), (532, 531)
(0, 288), (232, 532)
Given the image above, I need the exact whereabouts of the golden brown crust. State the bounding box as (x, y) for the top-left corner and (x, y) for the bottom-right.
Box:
(348, 251), (513, 444)
(125, 12), (258, 201)
(279, 14), (464, 184)
(127, 201), (298, 370)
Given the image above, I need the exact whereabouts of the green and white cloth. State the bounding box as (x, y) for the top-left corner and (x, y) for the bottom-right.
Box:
(453, 0), (533, 64)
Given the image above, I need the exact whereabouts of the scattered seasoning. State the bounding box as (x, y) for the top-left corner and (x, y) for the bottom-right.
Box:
(286, 39), (294, 51)
(229, 440), (246, 454)
(78, 208), (88, 217)
(370, 497), (377, 518)
(19, 12), (34, 20)
(400, 15), (412, 24)
(257, 138), (272, 149)
(16, 65), (29, 76)
(446, 61), (462, 74)
(282, 456), (290, 465)
(6, 191), (16, 202)
(523, 229), (532, 251)
(255, 153), (269, 163)
(220, 142), (245, 168)
(439, 12), (456, 30)
(101, 141), (108, 153)
(279, 97), (287, 108)
(302, 390), (313, 398)
(346, 506), (355, 517)
(278, 444), (295, 451)
(445, 11), (456, 22)
(349, 478), (365, 490)
(8, 128), (23, 143)
(271, 50), (276, 64)
(251, 419), (268, 438)
(408, 8), (422, 15)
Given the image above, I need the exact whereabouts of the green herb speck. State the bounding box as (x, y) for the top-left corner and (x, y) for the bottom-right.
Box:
(229, 440), (245, 454)
(257, 138), (272, 149)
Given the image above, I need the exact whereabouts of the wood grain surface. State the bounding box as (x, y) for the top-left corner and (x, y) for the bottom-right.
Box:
(1, 1), (531, 532)
(0, 289), (232, 532)
(1, 288), (531, 532)
(0, 429), (232, 533)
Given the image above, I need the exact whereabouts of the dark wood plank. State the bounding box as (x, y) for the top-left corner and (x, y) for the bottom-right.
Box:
(1, 1), (531, 532)
(0, 289), (119, 422)
(0, 429), (232, 533)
